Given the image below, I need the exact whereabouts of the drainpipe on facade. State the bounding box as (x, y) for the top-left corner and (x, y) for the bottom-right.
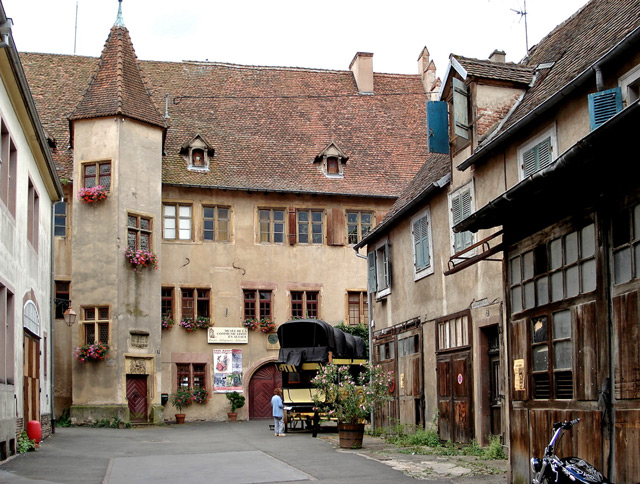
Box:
(353, 247), (375, 429)
(49, 201), (56, 434)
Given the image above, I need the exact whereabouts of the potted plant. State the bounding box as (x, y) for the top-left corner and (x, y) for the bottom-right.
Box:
(170, 387), (193, 423)
(77, 185), (108, 203)
(226, 391), (245, 421)
(74, 342), (109, 362)
(124, 248), (158, 271)
(312, 362), (393, 449)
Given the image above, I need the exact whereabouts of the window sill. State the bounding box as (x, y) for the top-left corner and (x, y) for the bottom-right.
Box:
(414, 266), (434, 282)
(375, 287), (391, 300)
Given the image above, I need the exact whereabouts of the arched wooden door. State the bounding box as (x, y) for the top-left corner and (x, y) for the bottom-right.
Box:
(249, 363), (281, 419)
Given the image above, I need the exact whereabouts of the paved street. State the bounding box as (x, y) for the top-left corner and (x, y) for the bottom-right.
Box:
(0, 421), (506, 484)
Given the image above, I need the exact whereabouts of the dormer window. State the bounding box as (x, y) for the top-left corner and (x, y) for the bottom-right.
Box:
(192, 149), (205, 167)
(180, 135), (215, 172)
(314, 142), (348, 178)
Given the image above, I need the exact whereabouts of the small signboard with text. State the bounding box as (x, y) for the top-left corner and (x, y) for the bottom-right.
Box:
(207, 327), (249, 344)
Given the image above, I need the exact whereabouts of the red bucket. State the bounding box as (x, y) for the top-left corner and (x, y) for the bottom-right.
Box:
(26, 420), (41, 446)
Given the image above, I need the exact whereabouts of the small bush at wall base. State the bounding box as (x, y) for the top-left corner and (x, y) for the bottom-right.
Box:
(56, 408), (73, 427)
(91, 416), (130, 429)
(17, 431), (36, 453)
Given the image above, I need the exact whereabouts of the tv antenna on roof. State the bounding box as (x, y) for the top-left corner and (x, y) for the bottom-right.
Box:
(511, 0), (529, 55)
(73, 1), (78, 55)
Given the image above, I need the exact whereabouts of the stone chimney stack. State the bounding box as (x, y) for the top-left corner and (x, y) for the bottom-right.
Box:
(350, 52), (374, 94)
(418, 46), (439, 100)
(489, 49), (506, 63)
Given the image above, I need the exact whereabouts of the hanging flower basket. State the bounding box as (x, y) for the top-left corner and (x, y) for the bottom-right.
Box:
(74, 342), (109, 362)
(162, 314), (174, 330)
(124, 248), (158, 271)
(242, 318), (259, 331)
(259, 318), (276, 333)
(78, 185), (108, 203)
(179, 316), (211, 332)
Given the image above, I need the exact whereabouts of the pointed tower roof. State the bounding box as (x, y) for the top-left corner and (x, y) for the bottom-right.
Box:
(69, 2), (165, 129)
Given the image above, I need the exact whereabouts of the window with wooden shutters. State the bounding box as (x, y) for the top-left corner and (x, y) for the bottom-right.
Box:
(412, 209), (433, 278)
(297, 209), (323, 244)
(518, 126), (557, 180)
(449, 185), (474, 255)
(258, 208), (285, 244)
(374, 241), (391, 298)
(588, 87), (622, 130)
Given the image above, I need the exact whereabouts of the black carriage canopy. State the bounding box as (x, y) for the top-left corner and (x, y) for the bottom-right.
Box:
(276, 319), (366, 367)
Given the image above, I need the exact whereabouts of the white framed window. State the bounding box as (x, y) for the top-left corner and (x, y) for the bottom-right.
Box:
(517, 125), (558, 180)
(619, 63), (640, 106)
(411, 208), (434, 280)
(449, 182), (475, 255)
(367, 239), (390, 299)
(163, 203), (192, 241)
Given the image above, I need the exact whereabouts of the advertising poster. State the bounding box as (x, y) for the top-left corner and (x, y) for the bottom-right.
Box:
(213, 349), (243, 392)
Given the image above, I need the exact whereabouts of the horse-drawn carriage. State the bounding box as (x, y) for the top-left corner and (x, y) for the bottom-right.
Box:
(275, 319), (367, 431)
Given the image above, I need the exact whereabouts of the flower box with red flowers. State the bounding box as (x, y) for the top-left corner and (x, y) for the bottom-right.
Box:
(124, 248), (158, 271)
(78, 185), (108, 203)
(74, 342), (109, 362)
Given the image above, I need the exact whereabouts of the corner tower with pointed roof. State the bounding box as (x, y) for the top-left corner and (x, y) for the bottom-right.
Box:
(68, 1), (165, 424)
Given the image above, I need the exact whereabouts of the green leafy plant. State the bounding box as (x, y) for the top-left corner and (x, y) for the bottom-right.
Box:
(170, 387), (193, 413)
(258, 318), (275, 333)
(242, 318), (259, 330)
(484, 435), (507, 460)
(56, 408), (72, 427)
(17, 431), (36, 453)
(124, 247), (158, 271)
(161, 313), (174, 330)
(179, 316), (211, 331)
(311, 362), (392, 424)
(226, 391), (245, 412)
(91, 416), (130, 429)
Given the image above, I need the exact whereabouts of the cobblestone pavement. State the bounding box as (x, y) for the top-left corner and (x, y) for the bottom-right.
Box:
(320, 433), (508, 483)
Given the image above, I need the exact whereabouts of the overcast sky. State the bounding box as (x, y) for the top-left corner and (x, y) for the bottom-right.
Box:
(3, 0), (587, 79)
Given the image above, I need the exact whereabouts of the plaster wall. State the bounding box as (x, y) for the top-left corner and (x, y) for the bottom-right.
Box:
(0, 65), (56, 443)
(69, 117), (163, 413)
(159, 186), (393, 420)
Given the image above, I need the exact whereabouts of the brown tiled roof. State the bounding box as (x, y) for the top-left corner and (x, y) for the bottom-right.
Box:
(69, 25), (165, 129)
(356, 152), (450, 245)
(21, 46), (431, 198)
(496, 0), (640, 133)
(452, 55), (534, 85)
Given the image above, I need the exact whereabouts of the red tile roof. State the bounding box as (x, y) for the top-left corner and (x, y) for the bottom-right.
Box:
(69, 25), (165, 129)
(20, 30), (432, 199)
(452, 55), (534, 85)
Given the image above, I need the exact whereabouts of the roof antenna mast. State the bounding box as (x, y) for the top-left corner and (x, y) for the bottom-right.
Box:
(511, 0), (529, 55)
(115, 0), (125, 27)
(73, 1), (78, 55)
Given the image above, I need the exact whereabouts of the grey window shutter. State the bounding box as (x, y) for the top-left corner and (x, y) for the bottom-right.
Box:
(383, 241), (391, 289)
(413, 217), (430, 270)
(588, 87), (622, 130)
(523, 136), (552, 177)
(413, 219), (424, 269)
(452, 78), (470, 140)
(367, 251), (377, 293)
(452, 190), (473, 253)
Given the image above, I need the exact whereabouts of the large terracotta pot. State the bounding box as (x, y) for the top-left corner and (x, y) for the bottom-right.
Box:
(228, 412), (238, 422)
(338, 422), (365, 449)
(175, 414), (186, 424)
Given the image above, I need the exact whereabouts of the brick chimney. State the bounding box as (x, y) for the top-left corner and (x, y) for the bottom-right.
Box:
(350, 52), (374, 94)
(489, 49), (506, 63)
(418, 46), (438, 100)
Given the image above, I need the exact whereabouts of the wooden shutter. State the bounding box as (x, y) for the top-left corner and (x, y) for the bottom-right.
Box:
(288, 207), (296, 245)
(327, 208), (345, 246)
(452, 78), (469, 140)
(452, 190), (473, 252)
(588, 87), (622, 130)
(413, 216), (430, 270)
(367, 251), (377, 294)
(522, 137), (552, 178)
(427, 101), (450, 154)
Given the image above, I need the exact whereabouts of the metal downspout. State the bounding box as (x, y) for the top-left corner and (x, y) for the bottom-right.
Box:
(49, 201), (56, 434)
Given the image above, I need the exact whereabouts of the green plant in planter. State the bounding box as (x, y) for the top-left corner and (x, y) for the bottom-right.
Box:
(170, 387), (193, 413)
(226, 391), (245, 413)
